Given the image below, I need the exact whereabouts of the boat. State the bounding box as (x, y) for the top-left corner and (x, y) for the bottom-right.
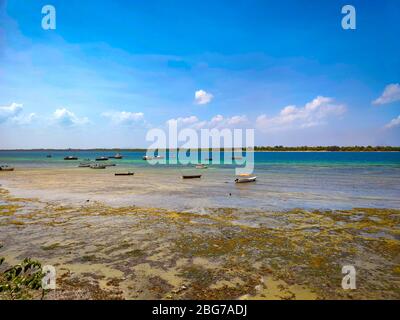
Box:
(46, 155), (52, 158)
(112, 153), (123, 159)
(90, 164), (106, 169)
(232, 156), (243, 160)
(64, 156), (78, 160)
(78, 161), (92, 167)
(143, 155), (164, 160)
(182, 174), (202, 179)
(195, 164), (208, 169)
(0, 165), (14, 171)
(235, 174), (257, 183)
(114, 172), (134, 176)
(96, 156), (109, 161)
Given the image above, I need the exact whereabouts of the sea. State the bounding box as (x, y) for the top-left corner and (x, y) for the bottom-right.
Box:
(1, 150), (399, 210)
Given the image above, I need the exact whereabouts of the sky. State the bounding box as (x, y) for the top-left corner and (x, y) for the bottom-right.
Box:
(0, 0), (399, 148)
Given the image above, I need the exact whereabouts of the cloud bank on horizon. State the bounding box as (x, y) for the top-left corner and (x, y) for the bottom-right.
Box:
(0, 0), (399, 149)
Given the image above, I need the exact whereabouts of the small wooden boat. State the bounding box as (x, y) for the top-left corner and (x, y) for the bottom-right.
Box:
(235, 175), (257, 183)
(195, 164), (208, 169)
(96, 156), (109, 161)
(182, 174), (202, 179)
(64, 156), (78, 160)
(114, 172), (134, 176)
(0, 165), (14, 171)
(90, 164), (106, 169)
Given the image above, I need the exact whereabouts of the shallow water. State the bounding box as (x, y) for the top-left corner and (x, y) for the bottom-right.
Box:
(1, 151), (399, 210)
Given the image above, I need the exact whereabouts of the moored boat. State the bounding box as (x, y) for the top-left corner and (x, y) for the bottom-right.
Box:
(96, 156), (109, 161)
(0, 165), (15, 171)
(90, 164), (106, 169)
(235, 174), (256, 183)
(195, 164), (208, 169)
(112, 153), (123, 159)
(78, 161), (92, 167)
(64, 156), (78, 160)
(182, 174), (202, 179)
(114, 172), (134, 176)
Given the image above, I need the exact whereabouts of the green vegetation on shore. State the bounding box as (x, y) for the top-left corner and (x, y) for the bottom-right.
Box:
(254, 145), (400, 152)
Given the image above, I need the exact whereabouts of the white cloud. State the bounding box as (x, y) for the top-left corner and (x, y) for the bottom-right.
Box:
(166, 116), (199, 126)
(52, 108), (89, 127)
(194, 89), (213, 105)
(0, 102), (23, 123)
(166, 114), (248, 130)
(373, 83), (400, 105)
(384, 115), (400, 129)
(256, 96), (346, 132)
(102, 111), (144, 125)
(12, 113), (37, 125)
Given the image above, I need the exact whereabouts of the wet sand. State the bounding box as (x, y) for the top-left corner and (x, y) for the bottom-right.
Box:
(0, 169), (399, 299)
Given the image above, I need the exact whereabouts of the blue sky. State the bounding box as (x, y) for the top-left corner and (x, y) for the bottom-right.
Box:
(0, 0), (399, 148)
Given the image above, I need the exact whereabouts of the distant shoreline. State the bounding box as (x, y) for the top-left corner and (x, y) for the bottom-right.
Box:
(0, 147), (400, 153)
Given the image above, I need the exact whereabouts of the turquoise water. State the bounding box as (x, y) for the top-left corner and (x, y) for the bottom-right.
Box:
(1, 150), (400, 167)
(1, 151), (399, 210)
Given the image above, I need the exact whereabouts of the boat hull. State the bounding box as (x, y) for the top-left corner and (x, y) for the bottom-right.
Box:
(182, 175), (202, 179)
(235, 176), (257, 183)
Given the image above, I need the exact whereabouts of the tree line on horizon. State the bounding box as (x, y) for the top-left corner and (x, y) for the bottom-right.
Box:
(253, 145), (400, 152)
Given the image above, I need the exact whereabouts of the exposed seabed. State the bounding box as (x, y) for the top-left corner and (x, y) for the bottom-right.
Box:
(1, 186), (399, 300)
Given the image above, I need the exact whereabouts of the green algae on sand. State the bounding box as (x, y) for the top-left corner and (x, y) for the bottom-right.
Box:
(0, 187), (399, 300)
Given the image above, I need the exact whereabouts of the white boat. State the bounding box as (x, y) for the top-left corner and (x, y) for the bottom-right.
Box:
(235, 174), (257, 183)
(195, 164), (208, 169)
(64, 156), (78, 160)
(143, 155), (164, 160)
(113, 153), (123, 159)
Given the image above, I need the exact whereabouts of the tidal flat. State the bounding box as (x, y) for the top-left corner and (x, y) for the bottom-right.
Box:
(0, 187), (399, 300)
